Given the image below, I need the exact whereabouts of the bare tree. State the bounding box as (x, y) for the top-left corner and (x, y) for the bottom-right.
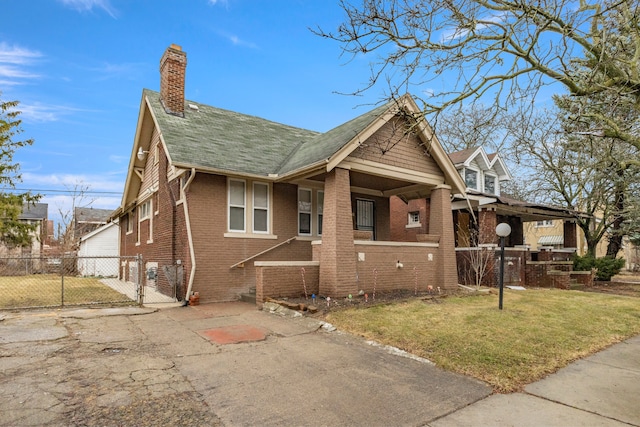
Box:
(56, 182), (96, 252)
(316, 0), (640, 154)
(458, 227), (495, 289)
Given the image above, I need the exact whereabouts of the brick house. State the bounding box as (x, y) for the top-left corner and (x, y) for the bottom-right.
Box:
(113, 45), (466, 304)
(391, 146), (593, 288)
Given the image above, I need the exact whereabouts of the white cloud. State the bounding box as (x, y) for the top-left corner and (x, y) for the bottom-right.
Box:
(23, 172), (123, 192)
(58, 0), (117, 18)
(0, 43), (42, 65)
(217, 31), (258, 49)
(0, 43), (42, 85)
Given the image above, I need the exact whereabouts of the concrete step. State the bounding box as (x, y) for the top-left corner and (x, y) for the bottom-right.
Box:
(239, 287), (256, 304)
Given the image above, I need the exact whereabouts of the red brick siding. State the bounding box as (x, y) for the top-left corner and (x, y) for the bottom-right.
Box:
(159, 45), (186, 115)
(320, 168), (357, 297)
(389, 197), (429, 241)
(255, 264), (320, 303)
(186, 177), (312, 303)
(354, 243), (440, 295)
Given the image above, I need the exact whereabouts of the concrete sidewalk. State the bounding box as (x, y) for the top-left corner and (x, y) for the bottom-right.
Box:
(1, 302), (638, 426)
(430, 334), (640, 426)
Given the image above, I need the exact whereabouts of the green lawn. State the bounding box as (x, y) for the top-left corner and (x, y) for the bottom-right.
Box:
(325, 288), (640, 392)
(0, 274), (133, 309)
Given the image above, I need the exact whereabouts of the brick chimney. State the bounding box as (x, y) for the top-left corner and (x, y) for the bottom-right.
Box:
(159, 44), (187, 117)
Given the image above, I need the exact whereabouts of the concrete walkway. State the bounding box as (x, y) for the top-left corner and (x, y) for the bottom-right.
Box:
(1, 302), (638, 426)
(431, 334), (640, 426)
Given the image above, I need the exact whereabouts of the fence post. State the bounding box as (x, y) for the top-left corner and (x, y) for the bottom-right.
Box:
(137, 254), (144, 306)
(61, 254), (65, 307)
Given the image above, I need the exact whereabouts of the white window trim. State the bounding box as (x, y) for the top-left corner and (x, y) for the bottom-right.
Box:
(228, 178), (246, 233)
(464, 167), (480, 191)
(483, 173), (498, 195)
(406, 211), (422, 229)
(317, 190), (324, 236)
(298, 188), (312, 236)
(126, 211), (133, 235)
(136, 198), (153, 244)
(252, 182), (270, 234)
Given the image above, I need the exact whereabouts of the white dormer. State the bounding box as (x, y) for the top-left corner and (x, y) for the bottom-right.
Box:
(448, 147), (512, 196)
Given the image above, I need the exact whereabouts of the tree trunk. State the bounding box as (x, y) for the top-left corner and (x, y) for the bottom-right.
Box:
(606, 174), (626, 257)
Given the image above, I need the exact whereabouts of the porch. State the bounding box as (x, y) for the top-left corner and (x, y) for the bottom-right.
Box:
(452, 192), (593, 289)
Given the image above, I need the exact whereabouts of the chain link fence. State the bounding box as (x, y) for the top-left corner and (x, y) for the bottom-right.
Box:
(0, 255), (176, 310)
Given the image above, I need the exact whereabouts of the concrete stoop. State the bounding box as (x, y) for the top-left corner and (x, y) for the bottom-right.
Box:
(239, 287), (256, 304)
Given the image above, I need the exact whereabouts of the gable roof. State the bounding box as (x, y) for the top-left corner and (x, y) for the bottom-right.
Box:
(120, 90), (466, 210)
(144, 89), (320, 176)
(20, 203), (48, 221)
(448, 146), (512, 181)
(74, 207), (113, 223)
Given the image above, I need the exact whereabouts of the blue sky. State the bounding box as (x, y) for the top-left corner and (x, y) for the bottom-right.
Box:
(2, 0), (383, 228)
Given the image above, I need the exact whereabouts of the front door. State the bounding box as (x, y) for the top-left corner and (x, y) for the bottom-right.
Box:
(355, 199), (375, 239)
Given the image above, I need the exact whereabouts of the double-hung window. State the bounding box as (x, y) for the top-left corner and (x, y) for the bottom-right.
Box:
(464, 169), (478, 190)
(253, 182), (269, 233)
(484, 175), (496, 194)
(228, 179), (246, 232)
(317, 191), (324, 236)
(298, 188), (312, 235)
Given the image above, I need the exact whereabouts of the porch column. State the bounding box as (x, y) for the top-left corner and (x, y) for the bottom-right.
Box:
(478, 207), (497, 245)
(429, 185), (458, 290)
(563, 220), (578, 249)
(319, 167), (357, 298)
(508, 216), (524, 246)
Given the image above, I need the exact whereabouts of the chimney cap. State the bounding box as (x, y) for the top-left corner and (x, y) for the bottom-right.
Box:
(169, 43), (182, 51)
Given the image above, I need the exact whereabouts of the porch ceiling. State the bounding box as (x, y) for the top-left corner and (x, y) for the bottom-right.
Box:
(306, 171), (434, 200)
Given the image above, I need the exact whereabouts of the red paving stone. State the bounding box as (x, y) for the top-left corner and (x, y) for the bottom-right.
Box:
(199, 325), (268, 345)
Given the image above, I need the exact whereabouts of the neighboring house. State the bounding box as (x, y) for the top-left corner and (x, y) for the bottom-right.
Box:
(523, 219), (603, 255)
(391, 146), (592, 288)
(74, 207), (113, 240)
(77, 220), (119, 277)
(113, 44), (466, 303)
(0, 203), (48, 257)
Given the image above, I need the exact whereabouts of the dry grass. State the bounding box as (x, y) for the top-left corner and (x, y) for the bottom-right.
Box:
(325, 289), (640, 392)
(0, 274), (132, 309)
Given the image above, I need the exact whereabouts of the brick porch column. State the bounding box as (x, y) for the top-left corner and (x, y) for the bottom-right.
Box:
(478, 207), (497, 245)
(429, 185), (458, 290)
(563, 220), (578, 249)
(508, 216), (524, 246)
(319, 168), (357, 298)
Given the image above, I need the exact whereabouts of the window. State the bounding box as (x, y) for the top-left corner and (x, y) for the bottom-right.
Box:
(126, 212), (133, 233)
(536, 220), (554, 227)
(408, 211), (420, 225)
(139, 200), (151, 220)
(484, 175), (496, 194)
(465, 169), (478, 189)
(298, 188), (312, 235)
(228, 179), (246, 232)
(317, 191), (324, 236)
(253, 182), (269, 233)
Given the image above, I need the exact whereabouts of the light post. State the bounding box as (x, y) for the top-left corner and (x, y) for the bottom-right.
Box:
(496, 223), (512, 310)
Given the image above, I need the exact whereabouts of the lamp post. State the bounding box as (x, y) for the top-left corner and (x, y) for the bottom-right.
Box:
(496, 223), (512, 310)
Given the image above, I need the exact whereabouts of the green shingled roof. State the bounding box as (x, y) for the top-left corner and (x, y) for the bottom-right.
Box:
(144, 89), (392, 177)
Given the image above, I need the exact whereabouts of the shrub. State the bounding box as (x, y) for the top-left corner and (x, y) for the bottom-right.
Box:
(573, 254), (595, 272)
(593, 257), (625, 281)
(573, 254), (625, 281)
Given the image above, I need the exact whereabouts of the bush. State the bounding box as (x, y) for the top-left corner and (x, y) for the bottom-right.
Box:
(573, 254), (625, 281)
(593, 257), (625, 281)
(573, 254), (595, 272)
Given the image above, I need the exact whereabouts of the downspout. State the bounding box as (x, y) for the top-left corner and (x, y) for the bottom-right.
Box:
(182, 168), (197, 306)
